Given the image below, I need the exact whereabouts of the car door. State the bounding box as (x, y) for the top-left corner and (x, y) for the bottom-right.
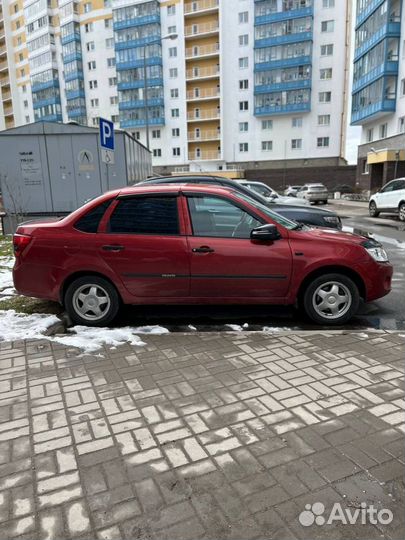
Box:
(97, 194), (190, 298)
(184, 193), (292, 299)
(375, 180), (397, 209)
(296, 187), (307, 199)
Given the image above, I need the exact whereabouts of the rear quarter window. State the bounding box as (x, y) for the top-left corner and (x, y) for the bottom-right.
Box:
(74, 199), (112, 233)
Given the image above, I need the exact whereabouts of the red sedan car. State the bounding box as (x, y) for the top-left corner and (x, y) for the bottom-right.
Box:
(13, 184), (392, 326)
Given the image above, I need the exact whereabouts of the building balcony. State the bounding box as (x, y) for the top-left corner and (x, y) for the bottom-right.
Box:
(255, 55), (311, 71)
(115, 34), (161, 51)
(255, 5), (313, 26)
(116, 56), (162, 71)
(188, 129), (220, 142)
(351, 98), (396, 125)
(187, 109), (220, 121)
(119, 116), (165, 128)
(186, 66), (220, 80)
(354, 21), (401, 61)
(3, 105), (13, 116)
(118, 77), (163, 91)
(185, 22), (219, 38)
(66, 89), (85, 100)
(68, 107), (87, 118)
(35, 113), (63, 122)
(186, 88), (220, 101)
(63, 51), (82, 64)
(113, 14), (160, 31)
(64, 70), (84, 83)
(31, 79), (59, 93)
(33, 96), (61, 109)
(2, 90), (11, 101)
(184, 0), (219, 17)
(0, 46), (6, 56)
(255, 101), (311, 116)
(255, 78), (311, 93)
(356, 0), (385, 28)
(352, 61), (399, 93)
(61, 33), (81, 46)
(185, 43), (219, 59)
(118, 98), (164, 110)
(0, 61), (8, 72)
(188, 150), (222, 161)
(255, 30), (312, 48)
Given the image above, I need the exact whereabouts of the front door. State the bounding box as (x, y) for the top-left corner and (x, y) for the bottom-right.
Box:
(185, 194), (292, 299)
(98, 195), (190, 298)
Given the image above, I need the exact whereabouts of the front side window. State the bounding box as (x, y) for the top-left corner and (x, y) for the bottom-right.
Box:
(74, 200), (112, 233)
(187, 196), (262, 239)
(109, 197), (179, 235)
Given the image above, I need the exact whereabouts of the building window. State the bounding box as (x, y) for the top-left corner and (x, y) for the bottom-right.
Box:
(22, 85), (26, 93)
(25, 115), (30, 123)
(168, 25), (176, 34)
(104, 18), (112, 28)
(106, 38), (114, 48)
(367, 128), (374, 142)
(323, 0), (335, 6)
(90, 98), (99, 107)
(239, 79), (249, 90)
(262, 120), (273, 130)
(239, 34), (249, 46)
(85, 22), (93, 33)
(167, 5), (176, 15)
(321, 20), (334, 32)
(239, 122), (248, 132)
(319, 91), (332, 103)
(317, 137), (330, 147)
(401, 78), (405, 96)
(262, 141), (273, 151)
(320, 44), (334, 56)
(238, 12), (248, 23)
(173, 147), (180, 157)
(399, 117), (405, 133)
(170, 88), (179, 98)
(239, 143), (248, 152)
(379, 123), (387, 139)
(134, 131), (141, 140)
(291, 139), (302, 149)
(19, 53), (24, 62)
(239, 101), (248, 111)
(172, 128), (180, 137)
(153, 149), (162, 157)
(84, 2), (92, 13)
(362, 160), (369, 174)
(107, 58), (115, 67)
(88, 61), (96, 70)
(239, 57), (248, 69)
(23, 100), (28, 108)
(152, 130), (161, 139)
(86, 41), (95, 51)
(318, 114), (330, 125)
(171, 108), (179, 117)
(92, 118), (99, 126)
(292, 117), (302, 128)
(169, 47), (177, 58)
(169, 68), (178, 78)
(320, 68), (332, 80)
(110, 96), (118, 105)
(108, 77), (117, 86)
(111, 115), (119, 123)
(89, 80), (98, 89)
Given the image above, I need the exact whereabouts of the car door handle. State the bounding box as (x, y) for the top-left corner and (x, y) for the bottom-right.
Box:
(102, 245), (125, 252)
(192, 246), (215, 253)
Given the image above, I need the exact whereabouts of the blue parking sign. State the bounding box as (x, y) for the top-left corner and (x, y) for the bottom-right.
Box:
(99, 118), (114, 151)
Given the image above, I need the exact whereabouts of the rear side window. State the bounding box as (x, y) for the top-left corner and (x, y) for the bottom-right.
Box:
(74, 199), (112, 233)
(108, 196), (179, 235)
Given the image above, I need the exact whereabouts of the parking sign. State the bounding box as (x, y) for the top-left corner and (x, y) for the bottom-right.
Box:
(99, 118), (114, 151)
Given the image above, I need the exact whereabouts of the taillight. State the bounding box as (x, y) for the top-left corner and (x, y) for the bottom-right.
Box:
(13, 233), (32, 256)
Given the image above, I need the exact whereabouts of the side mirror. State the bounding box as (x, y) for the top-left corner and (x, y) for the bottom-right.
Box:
(251, 224), (281, 242)
(268, 193), (277, 200)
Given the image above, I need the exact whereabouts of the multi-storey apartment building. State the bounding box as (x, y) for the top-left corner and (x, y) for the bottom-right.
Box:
(352, 0), (405, 191)
(1, 0), (355, 185)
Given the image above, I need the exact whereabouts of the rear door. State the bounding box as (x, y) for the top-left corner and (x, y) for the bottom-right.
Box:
(98, 195), (190, 298)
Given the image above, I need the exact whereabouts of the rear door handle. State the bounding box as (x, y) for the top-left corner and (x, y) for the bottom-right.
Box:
(102, 245), (125, 252)
(192, 246), (215, 253)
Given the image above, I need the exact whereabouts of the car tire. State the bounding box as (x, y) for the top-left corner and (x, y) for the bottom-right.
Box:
(399, 202), (405, 222)
(369, 201), (379, 217)
(64, 276), (120, 327)
(302, 273), (360, 325)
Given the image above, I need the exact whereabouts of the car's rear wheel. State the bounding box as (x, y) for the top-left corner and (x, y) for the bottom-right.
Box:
(369, 201), (379, 217)
(302, 273), (360, 325)
(65, 276), (120, 326)
(399, 202), (405, 222)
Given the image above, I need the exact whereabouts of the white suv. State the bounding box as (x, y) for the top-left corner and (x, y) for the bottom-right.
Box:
(296, 184), (329, 204)
(369, 178), (405, 222)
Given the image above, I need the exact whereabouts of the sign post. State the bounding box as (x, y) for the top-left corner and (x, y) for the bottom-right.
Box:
(99, 118), (114, 189)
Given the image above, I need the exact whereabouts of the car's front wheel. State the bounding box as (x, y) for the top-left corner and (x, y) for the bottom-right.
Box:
(399, 202), (405, 222)
(65, 276), (120, 326)
(369, 201), (379, 217)
(302, 273), (360, 325)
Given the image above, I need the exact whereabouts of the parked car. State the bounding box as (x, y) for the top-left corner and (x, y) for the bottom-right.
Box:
(296, 184), (329, 204)
(369, 178), (405, 222)
(13, 184), (392, 327)
(238, 181), (310, 206)
(284, 185), (303, 197)
(139, 176), (341, 229)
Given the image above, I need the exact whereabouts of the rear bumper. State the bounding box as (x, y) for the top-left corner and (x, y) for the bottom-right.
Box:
(306, 194), (328, 201)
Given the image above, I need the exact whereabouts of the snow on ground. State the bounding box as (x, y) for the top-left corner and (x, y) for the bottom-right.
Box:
(0, 256), (14, 291)
(0, 310), (60, 342)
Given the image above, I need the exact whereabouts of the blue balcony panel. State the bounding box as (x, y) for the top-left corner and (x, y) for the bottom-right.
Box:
(255, 31), (312, 48)
(117, 78), (163, 91)
(63, 51), (82, 63)
(115, 35), (162, 50)
(68, 107), (87, 118)
(351, 99), (396, 125)
(31, 80), (60, 93)
(119, 117), (165, 128)
(113, 14), (160, 31)
(65, 70), (84, 83)
(116, 56), (162, 71)
(119, 98), (164, 110)
(255, 6), (313, 26)
(66, 89), (86, 100)
(354, 22), (401, 61)
(352, 61), (399, 93)
(35, 114), (63, 122)
(255, 102), (311, 116)
(255, 55), (311, 71)
(61, 33), (81, 46)
(33, 96), (61, 110)
(356, 0), (385, 28)
(255, 79), (311, 94)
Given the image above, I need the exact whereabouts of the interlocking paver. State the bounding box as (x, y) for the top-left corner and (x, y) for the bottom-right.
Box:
(0, 331), (403, 539)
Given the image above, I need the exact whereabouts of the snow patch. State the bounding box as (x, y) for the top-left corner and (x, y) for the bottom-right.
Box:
(226, 324), (244, 331)
(51, 326), (148, 353)
(0, 310), (60, 342)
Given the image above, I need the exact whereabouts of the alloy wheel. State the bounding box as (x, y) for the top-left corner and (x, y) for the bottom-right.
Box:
(312, 281), (352, 320)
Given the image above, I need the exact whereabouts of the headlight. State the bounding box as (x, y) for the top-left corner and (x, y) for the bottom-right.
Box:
(366, 246), (389, 262)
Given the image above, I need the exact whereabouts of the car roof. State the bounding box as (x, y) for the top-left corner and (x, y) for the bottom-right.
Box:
(118, 183), (237, 197)
(305, 183), (326, 187)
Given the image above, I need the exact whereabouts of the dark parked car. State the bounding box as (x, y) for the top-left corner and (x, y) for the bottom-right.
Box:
(139, 176), (342, 229)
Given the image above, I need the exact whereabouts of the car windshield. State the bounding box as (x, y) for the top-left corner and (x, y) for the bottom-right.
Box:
(248, 184), (276, 197)
(232, 191), (298, 230)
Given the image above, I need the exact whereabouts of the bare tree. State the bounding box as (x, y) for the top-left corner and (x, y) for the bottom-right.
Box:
(0, 173), (27, 234)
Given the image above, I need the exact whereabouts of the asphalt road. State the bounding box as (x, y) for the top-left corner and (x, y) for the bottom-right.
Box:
(117, 202), (405, 332)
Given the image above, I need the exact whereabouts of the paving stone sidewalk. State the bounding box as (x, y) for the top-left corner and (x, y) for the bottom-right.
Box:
(0, 331), (404, 540)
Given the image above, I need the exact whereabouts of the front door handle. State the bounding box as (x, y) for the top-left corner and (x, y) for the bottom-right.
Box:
(192, 246), (215, 253)
(102, 245), (125, 252)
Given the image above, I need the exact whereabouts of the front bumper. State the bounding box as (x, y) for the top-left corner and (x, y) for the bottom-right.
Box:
(361, 261), (393, 302)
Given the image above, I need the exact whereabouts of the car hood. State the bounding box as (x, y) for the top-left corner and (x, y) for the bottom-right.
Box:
(295, 226), (369, 245)
(270, 196), (309, 206)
